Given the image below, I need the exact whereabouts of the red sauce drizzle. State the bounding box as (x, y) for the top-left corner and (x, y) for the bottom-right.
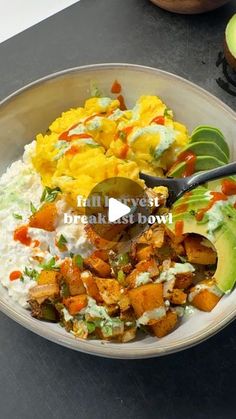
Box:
(175, 220), (184, 236)
(14, 225), (32, 246)
(151, 116), (165, 125)
(65, 145), (80, 156)
(195, 192), (227, 222)
(170, 151), (196, 178)
(175, 203), (188, 214)
(221, 179), (236, 196)
(9, 271), (22, 281)
(119, 143), (129, 159)
(117, 94), (127, 111)
(111, 80), (122, 94)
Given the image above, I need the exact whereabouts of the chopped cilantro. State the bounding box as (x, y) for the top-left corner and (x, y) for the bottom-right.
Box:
(74, 254), (83, 269)
(57, 234), (68, 250)
(117, 270), (126, 285)
(30, 202), (37, 214)
(40, 186), (61, 203)
(21, 267), (39, 281)
(164, 107), (172, 117)
(189, 209), (196, 216)
(39, 257), (60, 271)
(13, 213), (23, 220)
(119, 131), (127, 141)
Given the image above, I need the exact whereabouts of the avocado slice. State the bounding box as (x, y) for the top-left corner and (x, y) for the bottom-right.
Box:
(190, 127), (229, 159)
(169, 209), (236, 292)
(180, 141), (228, 164)
(168, 155), (225, 177)
(224, 14), (236, 71)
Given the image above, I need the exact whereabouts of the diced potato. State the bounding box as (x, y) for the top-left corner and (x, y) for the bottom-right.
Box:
(190, 288), (221, 312)
(84, 256), (111, 277)
(37, 270), (59, 285)
(165, 226), (185, 245)
(136, 244), (154, 261)
(29, 203), (58, 232)
(63, 294), (87, 315)
(60, 259), (85, 296)
(169, 289), (187, 305)
(128, 283), (163, 318)
(151, 311), (178, 338)
(92, 249), (110, 261)
(81, 271), (102, 302)
(85, 224), (125, 249)
(29, 283), (59, 302)
(136, 258), (159, 277)
(119, 292), (131, 312)
(95, 278), (121, 305)
(118, 327), (137, 343)
(175, 272), (193, 290)
(184, 235), (217, 265)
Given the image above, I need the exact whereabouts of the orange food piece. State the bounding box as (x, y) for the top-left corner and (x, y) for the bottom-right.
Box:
(29, 203), (58, 232)
(128, 283), (163, 318)
(175, 220), (184, 237)
(191, 288), (221, 312)
(151, 311), (178, 338)
(136, 244), (154, 261)
(169, 289), (187, 305)
(84, 256), (111, 277)
(14, 225), (31, 246)
(111, 80), (122, 94)
(37, 270), (59, 285)
(63, 294), (88, 315)
(81, 271), (102, 302)
(95, 278), (121, 305)
(60, 259), (85, 296)
(184, 235), (217, 265)
(221, 179), (236, 196)
(175, 272), (193, 289)
(9, 271), (22, 281)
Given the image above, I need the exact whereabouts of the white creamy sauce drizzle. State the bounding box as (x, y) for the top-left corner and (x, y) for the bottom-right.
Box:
(134, 272), (152, 287)
(137, 306), (166, 326)
(156, 263), (195, 283)
(188, 284), (223, 303)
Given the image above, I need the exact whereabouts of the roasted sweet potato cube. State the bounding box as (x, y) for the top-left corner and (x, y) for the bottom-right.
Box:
(136, 244), (154, 261)
(151, 311), (178, 338)
(128, 283), (163, 318)
(29, 283), (59, 302)
(84, 256), (111, 277)
(63, 294), (87, 315)
(60, 259), (85, 296)
(37, 270), (59, 285)
(29, 202), (58, 232)
(95, 278), (121, 305)
(175, 272), (193, 289)
(190, 289), (221, 312)
(92, 249), (110, 261)
(184, 235), (217, 265)
(136, 258), (159, 277)
(170, 289), (187, 305)
(81, 271), (102, 302)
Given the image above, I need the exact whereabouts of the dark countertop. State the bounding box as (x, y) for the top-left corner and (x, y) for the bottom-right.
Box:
(0, 1), (236, 418)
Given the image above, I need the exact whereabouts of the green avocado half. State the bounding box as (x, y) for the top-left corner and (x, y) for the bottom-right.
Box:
(224, 14), (236, 71)
(169, 200), (236, 293)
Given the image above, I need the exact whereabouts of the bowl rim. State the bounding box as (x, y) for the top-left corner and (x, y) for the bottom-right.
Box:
(0, 63), (235, 359)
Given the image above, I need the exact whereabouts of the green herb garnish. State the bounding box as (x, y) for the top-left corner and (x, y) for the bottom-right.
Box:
(13, 213), (23, 220)
(74, 254), (83, 269)
(40, 186), (61, 203)
(86, 322), (96, 334)
(57, 234), (68, 250)
(164, 107), (172, 117)
(117, 270), (126, 285)
(21, 267), (39, 281)
(39, 257), (60, 271)
(30, 202), (37, 214)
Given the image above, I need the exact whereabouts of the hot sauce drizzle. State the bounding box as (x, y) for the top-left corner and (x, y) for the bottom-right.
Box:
(117, 94), (127, 111)
(170, 151), (196, 178)
(14, 225), (32, 246)
(221, 179), (236, 196)
(9, 271), (22, 281)
(151, 116), (165, 125)
(195, 192), (227, 221)
(175, 220), (184, 236)
(111, 80), (122, 94)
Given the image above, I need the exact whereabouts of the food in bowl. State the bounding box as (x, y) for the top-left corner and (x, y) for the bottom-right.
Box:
(1, 83), (236, 342)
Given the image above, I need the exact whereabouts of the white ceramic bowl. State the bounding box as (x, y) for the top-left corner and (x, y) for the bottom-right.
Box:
(0, 64), (235, 359)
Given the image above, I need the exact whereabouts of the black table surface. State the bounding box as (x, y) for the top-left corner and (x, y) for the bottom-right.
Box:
(0, 1), (236, 418)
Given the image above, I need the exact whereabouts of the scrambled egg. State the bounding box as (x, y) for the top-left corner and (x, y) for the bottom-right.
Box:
(32, 95), (189, 206)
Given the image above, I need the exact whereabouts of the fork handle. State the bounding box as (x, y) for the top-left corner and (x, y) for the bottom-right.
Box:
(185, 162), (236, 190)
